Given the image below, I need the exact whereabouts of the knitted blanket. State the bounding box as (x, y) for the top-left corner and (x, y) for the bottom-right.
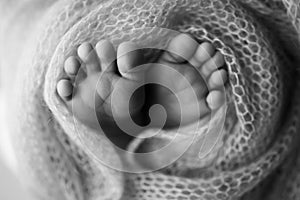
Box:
(1, 0), (300, 199)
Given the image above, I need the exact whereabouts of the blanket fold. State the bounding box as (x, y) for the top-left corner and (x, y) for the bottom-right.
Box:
(2, 0), (300, 199)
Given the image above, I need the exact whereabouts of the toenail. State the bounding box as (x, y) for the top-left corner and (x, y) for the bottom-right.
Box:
(200, 42), (215, 54)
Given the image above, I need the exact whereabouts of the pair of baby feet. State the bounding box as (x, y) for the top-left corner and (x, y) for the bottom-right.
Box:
(56, 34), (227, 147)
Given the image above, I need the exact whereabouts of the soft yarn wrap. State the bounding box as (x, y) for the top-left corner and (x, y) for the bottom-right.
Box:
(1, 0), (300, 199)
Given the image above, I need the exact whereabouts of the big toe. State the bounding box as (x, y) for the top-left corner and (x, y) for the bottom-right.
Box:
(96, 40), (117, 72)
(162, 33), (198, 63)
(117, 41), (144, 80)
(189, 42), (215, 67)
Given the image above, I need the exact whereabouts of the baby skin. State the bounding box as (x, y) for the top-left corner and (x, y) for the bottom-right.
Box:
(56, 34), (227, 148)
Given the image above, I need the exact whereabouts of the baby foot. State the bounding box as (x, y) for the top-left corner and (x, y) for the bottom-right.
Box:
(148, 34), (227, 128)
(56, 40), (146, 131)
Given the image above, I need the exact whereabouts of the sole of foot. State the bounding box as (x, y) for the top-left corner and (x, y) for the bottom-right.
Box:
(147, 33), (227, 128)
(57, 40), (147, 137)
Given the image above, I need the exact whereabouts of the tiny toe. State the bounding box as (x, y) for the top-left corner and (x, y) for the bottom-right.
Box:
(77, 42), (100, 74)
(206, 90), (226, 110)
(201, 51), (225, 78)
(77, 42), (93, 62)
(163, 33), (198, 63)
(57, 79), (73, 100)
(96, 40), (117, 72)
(117, 41), (144, 79)
(208, 69), (228, 90)
(190, 42), (215, 67)
(64, 56), (80, 76)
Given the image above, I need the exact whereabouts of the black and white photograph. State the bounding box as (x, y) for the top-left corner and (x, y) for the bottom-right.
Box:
(0, 0), (299, 199)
